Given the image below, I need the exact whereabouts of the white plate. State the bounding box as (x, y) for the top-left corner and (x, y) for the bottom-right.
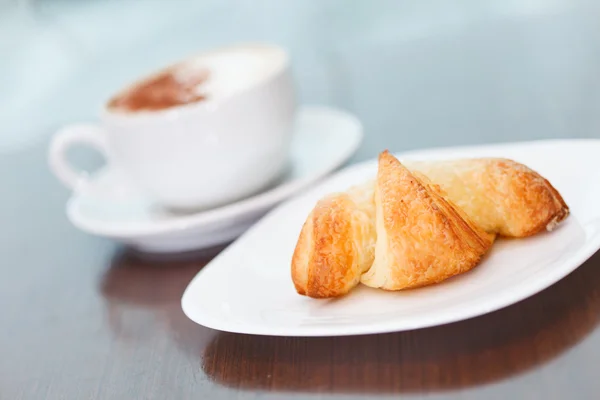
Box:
(66, 105), (363, 253)
(182, 139), (600, 336)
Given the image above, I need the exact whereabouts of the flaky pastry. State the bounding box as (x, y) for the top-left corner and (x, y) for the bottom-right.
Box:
(360, 152), (495, 290)
(291, 151), (569, 298)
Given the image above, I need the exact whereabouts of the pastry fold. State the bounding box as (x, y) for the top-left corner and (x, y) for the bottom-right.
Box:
(360, 151), (495, 290)
(291, 182), (376, 298)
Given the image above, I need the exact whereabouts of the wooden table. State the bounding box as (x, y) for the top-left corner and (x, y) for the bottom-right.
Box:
(2, 138), (600, 400)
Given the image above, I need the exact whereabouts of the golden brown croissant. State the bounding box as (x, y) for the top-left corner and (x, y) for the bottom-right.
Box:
(360, 151), (495, 290)
(291, 152), (494, 297)
(291, 182), (376, 298)
(404, 158), (569, 237)
(291, 151), (569, 298)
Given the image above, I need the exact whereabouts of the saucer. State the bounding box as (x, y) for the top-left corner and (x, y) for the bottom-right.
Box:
(66, 105), (363, 253)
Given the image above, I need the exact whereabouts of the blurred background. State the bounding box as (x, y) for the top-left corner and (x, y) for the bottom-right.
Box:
(3, 0), (600, 161)
(2, 0), (600, 237)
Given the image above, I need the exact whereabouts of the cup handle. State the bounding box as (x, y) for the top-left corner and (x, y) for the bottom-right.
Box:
(48, 123), (110, 190)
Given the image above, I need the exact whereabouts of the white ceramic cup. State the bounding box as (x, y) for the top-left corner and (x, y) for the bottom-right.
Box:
(49, 43), (296, 210)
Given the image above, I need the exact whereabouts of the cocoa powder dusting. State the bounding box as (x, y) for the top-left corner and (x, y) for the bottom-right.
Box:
(109, 68), (210, 112)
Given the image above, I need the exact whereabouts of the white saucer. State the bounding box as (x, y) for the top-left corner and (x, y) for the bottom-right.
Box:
(182, 139), (600, 336)
(66, 105), (363, 253)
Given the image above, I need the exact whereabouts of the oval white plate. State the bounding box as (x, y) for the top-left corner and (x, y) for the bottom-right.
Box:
(66, 105), (363, 253)
(182, 139), (600, 336)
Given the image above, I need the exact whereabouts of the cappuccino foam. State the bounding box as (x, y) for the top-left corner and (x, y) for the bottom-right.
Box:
(181, 45), (285, 101)
(109, 45), (286, 113)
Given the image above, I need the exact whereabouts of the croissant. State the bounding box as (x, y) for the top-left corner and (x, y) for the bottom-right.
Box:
(359, 151), (495, 290)
(403, 158), (569, 237)
(292, 152), (494, 297)
(291, 151), (569, 298)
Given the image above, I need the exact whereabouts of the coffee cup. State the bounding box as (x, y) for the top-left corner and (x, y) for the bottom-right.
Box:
(49, 43), (296, 210)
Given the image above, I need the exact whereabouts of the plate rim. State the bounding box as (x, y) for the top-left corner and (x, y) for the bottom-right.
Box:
(181, 138), (600, 336)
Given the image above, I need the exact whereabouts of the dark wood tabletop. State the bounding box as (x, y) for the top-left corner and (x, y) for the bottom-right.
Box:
(2, 137), (600, 400)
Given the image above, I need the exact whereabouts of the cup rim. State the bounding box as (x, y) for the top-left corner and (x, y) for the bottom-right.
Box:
(101, 42), (290, 122)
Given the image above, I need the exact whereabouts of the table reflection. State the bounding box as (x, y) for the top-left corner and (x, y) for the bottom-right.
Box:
(201, 252), (600, 394)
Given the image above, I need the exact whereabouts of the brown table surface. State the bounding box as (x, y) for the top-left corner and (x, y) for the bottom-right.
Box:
(2, 137), (600, 400)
